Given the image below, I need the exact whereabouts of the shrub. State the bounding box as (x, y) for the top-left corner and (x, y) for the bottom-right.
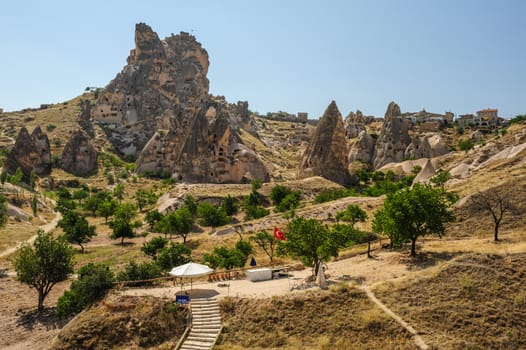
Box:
(458, 139), (474, 151)
(117, 261), (162, 283)
(46, 124), (56, 132)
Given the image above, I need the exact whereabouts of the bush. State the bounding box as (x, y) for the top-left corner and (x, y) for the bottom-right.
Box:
(117, 261), (162, 284)
(56, 263), (114, 318)
(458, 139), (474, 151)
(46, 124), (56, 132)
(314, 188), (356, 204)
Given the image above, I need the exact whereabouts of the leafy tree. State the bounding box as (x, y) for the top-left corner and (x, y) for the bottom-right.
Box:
(372, 184), (456, 256)
(109, 203), (140, 245)
(117, 261), (162, 283)
(113, 183), (125, 203)
(56, 263), (114, 318)
(72, 188), (89, 204)
(156, 242), (192, 270)
(0, 168), (7, 188)
(470, 187), (515, 241)
(82, 195), (100, 216)
(175, 207), (195, 243)
(182, 195), (198, 217)
(249, 231), (278, 264)
(276, 192), (301, 212)
(198, 201), (230, 228)
(335, 204), (368, 227)
(96, 200), (117, 224)
(244, 203), (269, 220)
(106, 172), (115, 185)
(29, 169), (37, 190)
(203, 246), (248, 270)
(141, 236), (168, 259)
(0, 194), (8, 228)
(277, 217), (352, 276)
(10, 167), (23, 198)
(235, 239), (253, 257)
(430, 169), (452, 191)
(154, 211), (178, 240)
(221, 195), (239, 216)
(13, 231), (74, 313)
(57, 210), (96, 253)
(31, 196), (38, 217)
(270, 185), (292, 206)
(145, 210), (164, 230)
(134, 189), (149, 212)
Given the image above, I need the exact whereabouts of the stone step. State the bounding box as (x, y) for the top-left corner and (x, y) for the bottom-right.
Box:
(186, 334), (216, 342)
(192, 317), (221, 323)
(182, 339), (215, 348)
(191, 310), (220, 316)
(180, 344), (211, 350)
(191, 326), (222, 332)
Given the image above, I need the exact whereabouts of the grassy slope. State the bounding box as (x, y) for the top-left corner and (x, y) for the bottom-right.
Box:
(374, 253), (526, 349)
(218, 285), (414, 350)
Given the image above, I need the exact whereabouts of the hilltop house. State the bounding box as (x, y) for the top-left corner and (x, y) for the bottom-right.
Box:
(401, 109), (453, 131)
(457, 108), (500, 130)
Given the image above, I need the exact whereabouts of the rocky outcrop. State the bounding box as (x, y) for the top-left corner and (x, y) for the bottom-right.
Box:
(344, 110), (366, 139)
(372, 102), (411, 169)
(92, 23), (210, 156)
(404, 135), (432, 159)
(5, 126), (51, 177)
(91, 23), (265, 184)
(136, 103), (268, 183)
(413, 159), (436, 183)
(348, 131), (376, 164)
(298, 101), (350, 185)
(61, 130), (98, 176)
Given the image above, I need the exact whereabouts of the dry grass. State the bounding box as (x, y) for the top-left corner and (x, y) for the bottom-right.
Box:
(373, 253), (526, 349)
(217, 284), (414, 349)
(50, 295), (189, 350)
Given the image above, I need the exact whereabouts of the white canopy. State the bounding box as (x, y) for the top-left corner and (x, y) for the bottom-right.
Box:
(169, 262), (214, 278)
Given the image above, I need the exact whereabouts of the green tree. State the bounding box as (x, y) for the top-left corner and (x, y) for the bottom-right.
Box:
(0, 194), (8, 228)
(96, 200), (117, 224)
(72, 188), (89, 204)
(110, 203), (140, 245)
(372, 183), (456, 256)
(141, 236), (168, 259)
(198, 201), (230, 228)
(10, 167), (23, 198)
(145, 210), (164, 230)
(430, 169), (452, 191)
(156, 242), (192, 270)
(270, 185), (292, 206)
(182, 195), (198, 217)
(249, 231), (278, 264)
(56, 263), (114, 318)
(221, 195), (239, 216)
(57, 210), (96, 253)
(276, 192), (301, 212)
(155, 211), (178, 240)
(13, 231), (74, 313)
(277, 217), (351, 276)
(335, 204), (368, 227)
(134, 189), (148, 212)
(202, 246), (248, 270)
(175, 207), (195, 243)
(113, 183), (125, 203)
(458, 139), (474, 151)
(117, 261), (162, 283)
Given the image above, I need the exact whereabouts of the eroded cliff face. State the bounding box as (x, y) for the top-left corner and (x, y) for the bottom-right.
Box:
(61, 130), (98, 177)
(298, 101), (350, 185)
(5, 126), (51, 177)
(92, 23), (267, 183)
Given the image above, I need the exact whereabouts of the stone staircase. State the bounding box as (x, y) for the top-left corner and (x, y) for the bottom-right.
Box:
(179, 297), (222, 350)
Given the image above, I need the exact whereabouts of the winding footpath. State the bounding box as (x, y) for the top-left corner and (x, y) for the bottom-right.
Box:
(360, 285), (429, 350)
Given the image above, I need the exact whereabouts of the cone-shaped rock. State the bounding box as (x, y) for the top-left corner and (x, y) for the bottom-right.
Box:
(61, 130), (98, 176)
(372, 101), (411, 169)
(5, 126), (51, 177)
(298, 101), (350, 185)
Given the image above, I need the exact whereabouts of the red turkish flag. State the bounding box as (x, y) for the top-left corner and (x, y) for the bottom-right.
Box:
(274, 227), (286, 241)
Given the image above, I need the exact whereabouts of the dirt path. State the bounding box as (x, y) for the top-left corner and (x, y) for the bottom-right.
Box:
(360, 285), (429, 350)
(0, 210), (62, 259)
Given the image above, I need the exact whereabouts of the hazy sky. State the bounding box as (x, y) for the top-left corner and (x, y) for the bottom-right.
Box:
(1, 0), (524, 118)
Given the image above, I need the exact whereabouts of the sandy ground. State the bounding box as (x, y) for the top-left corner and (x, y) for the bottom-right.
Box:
(118, 250), (409, 300)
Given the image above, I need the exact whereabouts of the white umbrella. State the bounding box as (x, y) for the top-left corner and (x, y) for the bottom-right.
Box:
(169, 262), (214, 290)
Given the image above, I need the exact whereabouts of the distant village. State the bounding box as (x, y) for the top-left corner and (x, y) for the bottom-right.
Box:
(260, 107), (507, 132)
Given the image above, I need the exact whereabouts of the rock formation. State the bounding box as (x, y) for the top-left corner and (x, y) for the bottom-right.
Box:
(92, 23), (210, 156)
(344, 110), (366, 139)
(413, 159), (436, 183)
(298, 101), (350, 185)
(5, 126), (51, 177)
(348, 130), (376, 164)
(91, 23), (267, 183)
(61, 130), (98, 176)
(404, 135), (432, 159)
(372, 102), (411, 169)
(136, 103), (268, 183)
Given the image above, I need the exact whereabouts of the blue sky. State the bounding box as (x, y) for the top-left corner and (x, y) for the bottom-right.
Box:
(1, 0), (524, 118)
